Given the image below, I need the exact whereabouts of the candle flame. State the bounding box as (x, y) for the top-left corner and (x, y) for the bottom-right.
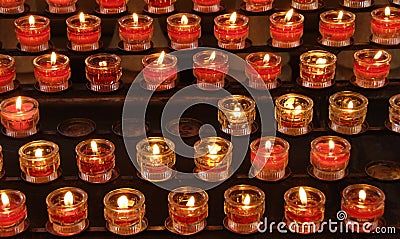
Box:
(359, 189), (366, 202)
(156, 51), (165, 65)
(208, 51), (216, 63)
(348, 101), (354, 109)
(328, 140), (335, 151)
(243, 194), (251, 205)
(91, 140), (98, 154)
(294, 105), (302, 115)
(64, 191), (74, 206)
(284, 9), (294, 22)
(229, 12), (237, 24)
(181, 15), (188, 25)
(99, 61), (107, 67)
(16, 96), (22, 111)
(373, 51), (383, 60)
(133, 13), (138, 25)
(35, 148), (43, 158)
(79, 12), (85, 24)
(284, 98), (295, 109)
(208, 144), (221, 155)
(263, 54), (270, 64)
(265, 140), (272, 150)
(186, 196), (195, 207)
(299, 187), (308, 205)
(1, 193), (9, 207)
(152, 144), (160, 154)
(385, 7), (391, 17)
(28, 15), (35, 27)
(337, 11), (343, 21)
(316, 58), (327, 65)
(233, 106), (242, 118)
(117, 195), (129, 209)
(50, 52), (57, 65)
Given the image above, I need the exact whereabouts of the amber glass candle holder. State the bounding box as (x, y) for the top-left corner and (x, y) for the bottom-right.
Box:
(319, 10), (355, 47)
(142, 52), (178, 91)
(193, 50), (228, 90)
(144, 0), (176, 14)
(343, 0), (372, 8)
(85, 53), (122, 92)
(291, 0), (318, 10)
(46, 0), (77, 14)
(0, 0), (24, 14)
(371, 7), (400, 45)
(66, 13), (101, 52)
(14, 15), (51, 53)
(0, 54), (16, 93)
(0, 189), (28, 237)
(388, 94), (400, 133)
(245, 52), (282, 90)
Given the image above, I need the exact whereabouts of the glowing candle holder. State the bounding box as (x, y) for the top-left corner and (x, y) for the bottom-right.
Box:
(167, 13), (201, 50)
(193, 50), (228, 90)
(0, 54), (16, 93)
(66, 13), (101, 52)
(341, 184), (385, 232)
(218, 95), (256, 136)
(167, 187), (208, 235)
(319, 10), (355, 47)
(343, 0), (372, 8)
(291, 0), (318, 10)
(46, 187), (88, 236)
(193, 0), (221, 13)
(46, 0), (77, 14)
(85, 54), (122, 92)
(224, 185), (265, 234)
(245, 0), (274, 12)
(214, 12), (249, 50)
(33, 52), (71, 92)
(118, 13), (153, 52)
(136, 137), (176, 182)
(329, 91), (368, 135)
(76, 139), (116, 183)
(0, 0), (24, 14)
(388, 94), (400, 133)
(104, 188), (147, 236)
(275, 93), (313, 136)
(14, 15), (50, 53)
(19, 140), (60, 184)
(299, 50), (337, 89)
(0, 190), (28, 237)
(0, 96), (39, 138)
(269, 9), (304, 48)
(142, 52), (178, 91)
(245, 52), (282, 90)
(98, 0), (127, 14)
(144, 0), (176, 14)
(371, 6), (400, 45)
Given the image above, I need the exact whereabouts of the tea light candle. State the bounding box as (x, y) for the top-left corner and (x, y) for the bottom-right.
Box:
(193, 50), (228, 90)
(167, 13), (201, 50)
(0, 190), (27, 237)
(33, 52), (71, 93)
(319, 10), (355, 47)
(329, 91), (368, 135)
(46, 187), (88, 236)
(310, 136), (350, 181)
(142, 51), (178, 91)
(291, 0), (318, 10)
(46, 0), (77, 14)
(75, 139), (116, 183)
(388, 94), (400, 133)
(218, 95), (256, 136)
(66, 13), (101, 52)
(192, 0), (221, 13)
(224, 185), (265, 234)
(343, 0), (372, 8)
(245, 52), (282, 90)
(214, 12), (249, 50)
(144, 0), (176, 14)
(269, 9), (304, 48)
(98, 0), (127, 14)
(85, 53), (122, 92)
(0, 96), (39, 138)
(0, 0), (24, 14)
(19, 140), (60, 184)
(275, 93), (313, 136)
(136, 137), (176, 182)
(245, 0), (274, 12)
(104, 188), (147, 236)
(250, 136), (289, 181)
(0, 54), (16, 93)
(14, 15), (50, 52)
(118, 13), (153, 52)
(371, 7), (400, 45)
(341, 184), (385, 232)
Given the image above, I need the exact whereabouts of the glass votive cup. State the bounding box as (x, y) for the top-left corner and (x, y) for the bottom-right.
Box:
(388, 94), (400, 133)
(245, 0), (274, 12)
(329, 91), (368, 135)
(245, 52), (282, 90)
(0, 189), (27, 237)
(167, 13), (201, 50)
(193, 50), (228, 90)
(85, 53), (122, 92)
(118, 14), (153, 52)
(192, 0), (221, 13)
(319, 10), (355, 47)
(66, 13), (101, 52)
(136, 137), (176, 182)
(144, 0), (176, 14)
(46, 0), (77, 14)
(371, 7), (400, 45)
(269, 10), (304, 48)
(98, 0), (127, 14)
(291, 0), (318, 10)
(214, 13), (249, 50)
(14, 15), (51, 53)
(0, 54), (16, 93)
(342, 0), (372, 8)
(142, 52), (178, 91)
(0, 0), (24, 14)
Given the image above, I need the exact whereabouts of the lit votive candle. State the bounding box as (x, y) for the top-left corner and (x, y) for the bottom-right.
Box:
(33, 52), (71, 92)
(0, 190), (28, 237)
(245, 0), (274, 12)
(46, 187), (88, 236)
(250, 136), (289, 181)
(98, 0), (127, 14)
(245, 52), (282, 90)
(142, 51), (178, 91)
(136, 137), (176, 182)
(167, 187), (208, 235)
(371, 7), (400, 45)
(75, 139), (116, 183)
(144, 0), (176, 14)
(167, 13), (201, 50)
(85, 53), (122, 92)
(299, 50), (337, 89)
(269, 9), (304, 48)
(19, 140), (60, 184)
(343, 0), (372, 8)
(104, 188), (147, 236)
(192, 0), (221, 13)
(224, 185), (265, 234)
(0, 54), (16, 93)
(14, 15), (50, 53)
(291, 0), (318, 11)
(388, 94), (400, 133)
(341, 184), (385, 232)
(46, 0), (77, 14)
(218, 95), (256, 136)
(66, 13), (101, 52)
(329, 91), (368, 135)
(310, 136), (350, 181)
(275, 93), (313, 136)
(0, 0), (24, 14)
(319, 10), (355, 47)
(0, 96), (39, 138)
(214, 12), (249, 50)
(118, 13), (153, 52)
(193, 50), (228, 90)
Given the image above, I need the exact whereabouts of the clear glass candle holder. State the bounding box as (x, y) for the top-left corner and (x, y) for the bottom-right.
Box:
(388, 94), (400, 133)
(329, 91), (368, 135)
(118, 14), (153, 52)
(245, 52), (282, 90)
(167, 187), (208, 235)
(98, 0), (127, 14)
(104, 188), (146, 236)
(144, 0), (176, 14)
(142, 52), (178, 91)
(371, 7), (400, 45)
(275, 93), (313, 136)
(76, 139), (116, 183)
(0, 54), (16, 93)
(0, 189), (27, 237)
(284, 186), (325, 234)
(343, 0), (372, 8)
(85, 53), (122, 92)
(14, 15), (51, 53)
(341, 184), (385, 232)
(319, 10), (355, 47)
(66, 13), (101, 52)
(214, 13), (249, 50)
(167, 13), (201, 50)
(193, 0), (221, 13)
(269, 10), (304, 48)
(0, 96), (39, 138)
(0, 0), (24, 14)
(245, 0), (274, 12)
(46, 0), (77, 14)
(218, 95), (256, 136)
(19, 140), (60, 184)
(193, 50), (228, 90)
(136, 137), (176, 182)
(291, 0), (318, 10)
(224, 185), (265, 234)
(46, 187), (88, 236)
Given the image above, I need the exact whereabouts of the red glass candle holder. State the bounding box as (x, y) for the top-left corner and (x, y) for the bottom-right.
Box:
(85, 53), (122, 92)
(343, 0), (372, 8)
(142, 52), (178, 91)
(319, 10), (355, 47)
(388, 94), (400, 133)
(66, 13), (101, 52)
(0, 96), (39, 138)
(76, 139), (116, 183)
(214, 12), (249, 50)
(0, 0), (24, 14)
(371, 7), (400, 45)
(245, 52), (282, 90)
(341, 184), (385, 232)
(270, 10), (304, 48)
(167, 13), (201, 50)
(245, 0), (274, 12)
(46, 0), (77, 14)
(291, 0), (318, 10)
(46, 187), (88, 236)
(193, 0), (221, 13)
(118, 13), (153, 52)
(0, 190), (28, 237)
(0, 54), (16, 93)
(193, 50), (228, 90)
(144, 0), (176, 14)
(14, 15), (50, 53)
(98, 0), (127, 14)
